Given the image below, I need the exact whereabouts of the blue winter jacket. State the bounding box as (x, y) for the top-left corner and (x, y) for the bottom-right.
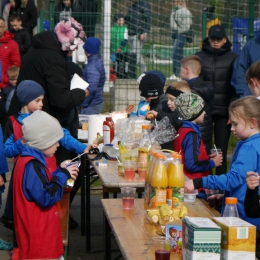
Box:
(231, 36), (260, 97)
(4, 112), (87, 158)
(81, 54), (106, 109)
(202, 133), (260, 230)
(0, 126), (8, 195)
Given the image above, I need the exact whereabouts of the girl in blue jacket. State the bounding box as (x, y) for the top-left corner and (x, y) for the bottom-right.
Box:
(185, 96), (260, 231)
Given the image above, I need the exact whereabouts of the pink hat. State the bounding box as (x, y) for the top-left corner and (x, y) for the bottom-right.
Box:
(54, 17), (86, 51)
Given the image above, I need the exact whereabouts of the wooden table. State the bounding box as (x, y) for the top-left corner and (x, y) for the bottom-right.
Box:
(101, 198), (220, 260)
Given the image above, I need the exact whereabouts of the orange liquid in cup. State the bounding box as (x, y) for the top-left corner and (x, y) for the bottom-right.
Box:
(124, 168), (135, 181)
(138, 170), (146, 181)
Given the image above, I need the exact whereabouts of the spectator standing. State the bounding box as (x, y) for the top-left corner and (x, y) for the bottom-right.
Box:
(169, 0), (192, 80)
(195, 25), (237, 175)
(231, 35), (260, 98)
(0, 17), (20, 90)
(55, 0), (72, 23)
(80, 37), (105, 115)
(125, 0), (151, 73)
(8, 0), (37, 42)
(8, 17), (87, 164)
(9, 14), (31, 58)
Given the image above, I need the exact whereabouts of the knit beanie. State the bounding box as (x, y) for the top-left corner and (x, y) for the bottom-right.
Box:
(174, 92), (205, 121)
(137, 71), (166, 87)
(54, 17), (86, 51)
(22, 110), (64, 150)
(114, 13), (124, 23)
(139, 74), (164, 98)
(83, 37), (101, 55)
(17, 80), (45, 106)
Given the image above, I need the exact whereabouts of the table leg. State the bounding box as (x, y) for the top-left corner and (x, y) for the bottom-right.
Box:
(80, 155), (86, 236)
(103, 212), (111, 260)
(103, 187), (109, 199)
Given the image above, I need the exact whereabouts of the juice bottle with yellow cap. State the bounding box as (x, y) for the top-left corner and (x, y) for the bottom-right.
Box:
(149, 153), (168, 208)
(167, 153), (184, 209)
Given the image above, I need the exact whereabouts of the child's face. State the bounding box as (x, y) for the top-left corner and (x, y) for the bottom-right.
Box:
(42, 142), (60, 157)
(117, 18), (125, 26)
(230, 111), (256, 141)
(8, 76), (18, 87)
(194, 111), (206, 124)
(248, 78), (260, 97)
(166, 93), (177, 111)
(63, 0), (71, 7)
(10, 19), (22, 31)
(27, 95), (44, 112)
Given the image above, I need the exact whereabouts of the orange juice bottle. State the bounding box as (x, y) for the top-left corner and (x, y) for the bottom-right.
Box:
(167, 153), (184, 209)
(149, 153), (168, 208)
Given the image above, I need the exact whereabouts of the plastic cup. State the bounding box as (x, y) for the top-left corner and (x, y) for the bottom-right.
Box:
(210, 148), (221, 155)
(118, 163), (125, 176)
(138, 162), (147, 181)
(123, 161), (136, 181)
(205, 189), (219, 207)
(153, 237), (171, 260)
(120, 187), (136, 210)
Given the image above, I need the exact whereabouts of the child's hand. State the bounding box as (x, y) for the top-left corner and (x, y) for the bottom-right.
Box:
(126, 104), (134, 114)
(65, 163), (79, 180)
(246, 171), (259, 190)
(184, 179), (195, 193)
(85, 89), (89, 96)
(0, 175), (4, 187)
(146, 110), (157, 120)
(84, 144), (97, 154)
(211, 154), (223, 167)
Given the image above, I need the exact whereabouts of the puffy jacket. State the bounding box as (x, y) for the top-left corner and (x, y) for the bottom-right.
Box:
(8, 31), (86, 123)
(9, 28), (31, 57)
(9, 0), (37, 38)
(188, 77), (214, 147)
(0, 31), (20, 89)
(125, 0), (151, 36)
(81, 54), (105, 109)
(231, 36), (260, 97)
(196, 38), (237, 117)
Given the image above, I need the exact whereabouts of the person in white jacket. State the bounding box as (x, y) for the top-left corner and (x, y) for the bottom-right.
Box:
(169, 0), (192, 81)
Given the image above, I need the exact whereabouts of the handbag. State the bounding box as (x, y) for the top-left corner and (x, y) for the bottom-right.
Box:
(186, 26), (194, 43)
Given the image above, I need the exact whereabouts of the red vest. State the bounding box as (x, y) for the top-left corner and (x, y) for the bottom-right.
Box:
(174, 127), (210, 179)
(13, 155), (64, 259)
(10, 115), (57, 172)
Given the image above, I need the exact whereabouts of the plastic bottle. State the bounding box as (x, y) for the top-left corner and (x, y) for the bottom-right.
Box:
(222, 197), (239, 217)
(103, 117), (115, 145)
(138, 125), (152, 164)
(167, 153), (184, 209)
(149, 153), (168, 208)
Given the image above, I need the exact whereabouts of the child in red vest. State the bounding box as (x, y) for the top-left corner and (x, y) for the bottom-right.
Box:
(173, 92), (223, 179)
(12, 110), (79, 259)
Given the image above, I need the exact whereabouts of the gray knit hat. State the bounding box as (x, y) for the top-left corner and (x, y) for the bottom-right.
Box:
(174, 92), (205, 121)
(22, 110), (64, 150)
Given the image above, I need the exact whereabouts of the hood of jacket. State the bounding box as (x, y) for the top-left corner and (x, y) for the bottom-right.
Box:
(11, 0), (28, 8)
(201, 37), (232, 56)
(33, 30), (65, 53)
(0, 31), (14, 42)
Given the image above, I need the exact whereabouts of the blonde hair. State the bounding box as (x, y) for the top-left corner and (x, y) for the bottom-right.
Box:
(167, 81), (191, 92)
(7, 66), (20, 79)
(245, 61), (260, 84)
(229, 96), (260, 128)
(181, 55), (201, 76)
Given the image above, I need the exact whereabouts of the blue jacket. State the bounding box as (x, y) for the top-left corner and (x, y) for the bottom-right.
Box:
(0, 126), (8, 194)
(81, 54), (106, 109)
(231, 36), (260, 97)
(4, 112), (87, 158)
(179, 121), (214, 173)
(202, 133), (260, 230)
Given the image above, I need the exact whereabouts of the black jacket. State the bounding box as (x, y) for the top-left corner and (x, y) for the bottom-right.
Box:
(8, 31), (85, 123)
(189, 76), (214, 147)
(9, 27), (31, 57)
(9, 0), (37, 38)
(196, 38), (237, 117)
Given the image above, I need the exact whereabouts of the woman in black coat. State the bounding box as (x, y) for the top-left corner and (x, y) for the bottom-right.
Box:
(196, 25), (237, 175)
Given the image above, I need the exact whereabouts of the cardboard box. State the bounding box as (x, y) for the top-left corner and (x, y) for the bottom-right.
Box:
(165, 221), (182, 253)
(182, 217), (221, 260)
(212, 217), (256, 260)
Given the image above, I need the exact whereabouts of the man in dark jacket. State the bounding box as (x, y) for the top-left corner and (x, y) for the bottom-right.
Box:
(195, 25), (237, 175)
(125, 0), (151, 73)
(8, 0), (37, 42)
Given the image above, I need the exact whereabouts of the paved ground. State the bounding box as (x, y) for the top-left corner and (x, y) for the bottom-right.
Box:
(0, 159), (120, 260)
